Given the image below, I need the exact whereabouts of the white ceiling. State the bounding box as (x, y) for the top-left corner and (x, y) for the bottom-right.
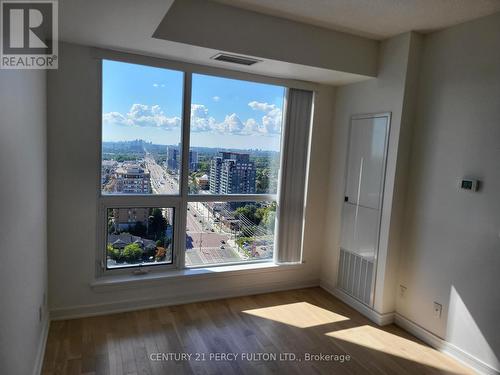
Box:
(215, 0), (500, 39)
(58, 0), (500, 84)
(57, 0), (372, 84)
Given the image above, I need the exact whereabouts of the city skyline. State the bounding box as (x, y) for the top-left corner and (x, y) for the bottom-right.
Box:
(102, 60), (285, 151)
(102, 139), (281, 154)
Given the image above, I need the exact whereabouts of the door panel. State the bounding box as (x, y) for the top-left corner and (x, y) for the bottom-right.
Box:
(338, 113), (390, 307)
(340, 203), (380, 261)
(345, 117), (388, 210)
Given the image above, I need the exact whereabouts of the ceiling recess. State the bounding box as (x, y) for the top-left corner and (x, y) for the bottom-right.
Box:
(211, 53), (261, 66)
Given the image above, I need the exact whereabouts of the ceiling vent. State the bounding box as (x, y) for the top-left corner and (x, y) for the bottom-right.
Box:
(211, 53), (261, 66)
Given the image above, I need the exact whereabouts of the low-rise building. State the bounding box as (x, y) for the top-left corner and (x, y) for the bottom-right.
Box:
(115, 164), (151, 194)
(111, 207), (149, 231)
(197, 174), (210, 190)
(101, 160), (117, 185)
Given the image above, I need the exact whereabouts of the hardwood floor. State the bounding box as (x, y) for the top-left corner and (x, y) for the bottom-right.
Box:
(42, 287), (473, 375)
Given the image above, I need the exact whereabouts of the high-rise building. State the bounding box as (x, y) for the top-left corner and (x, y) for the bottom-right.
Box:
(189, 150), (198, 171)
(166, 145), (198, 172)
(209, 156), (223, 193)
(209, 152), (256, 194)
(115, 164), (151, 194)
(166, 146), (180, 171)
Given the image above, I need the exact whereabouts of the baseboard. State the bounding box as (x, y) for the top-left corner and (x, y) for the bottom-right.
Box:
(320, 280), (394, 326)
(395, 314), (500, 375)
(320, 281), (498, 375)
(50, 278), (320, 320)
(32, 316), (50, 375)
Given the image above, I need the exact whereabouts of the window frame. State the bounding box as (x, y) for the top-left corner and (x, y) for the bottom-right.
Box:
(96, 55), (296, 276)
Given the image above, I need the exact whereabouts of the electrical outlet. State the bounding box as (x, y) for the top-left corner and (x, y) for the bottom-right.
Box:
(433, 302), (442, 318)
(399, 285), (407, 298)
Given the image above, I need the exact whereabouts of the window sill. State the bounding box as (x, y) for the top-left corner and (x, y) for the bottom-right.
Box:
(90, 262), (303, 292)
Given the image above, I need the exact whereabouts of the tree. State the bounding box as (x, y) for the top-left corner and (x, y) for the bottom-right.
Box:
(148, 208), (167, 241)
(107, 218), (115, 234)
(256, 168), (270, 193)
(197, 160), (210, 174)
(155, 247), (166, 262)
(263, 211), (276, 229)
(260, 202), (277, 229)
(123, 243), (142, 263)
(129, 222), (147, 237)
(189, 175), (199, 194)
(235, 204), (260, 224)
(107, 244), (123, 262)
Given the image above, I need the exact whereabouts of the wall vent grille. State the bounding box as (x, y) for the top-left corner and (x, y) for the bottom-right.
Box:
(337, 248), (373, 305)
(211, 53), (261, 66)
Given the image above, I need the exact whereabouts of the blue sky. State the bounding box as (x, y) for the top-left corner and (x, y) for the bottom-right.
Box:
(102, 60), (285, 151)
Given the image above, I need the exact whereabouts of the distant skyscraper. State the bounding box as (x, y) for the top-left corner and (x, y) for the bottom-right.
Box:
(189, 150), (199, 171)
(166, 145), (198, 172)
(166, 146), (179, 171)
(209, 152), (256, 194)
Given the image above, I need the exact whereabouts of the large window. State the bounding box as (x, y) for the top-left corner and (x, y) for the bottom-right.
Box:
(101, 60), (183, 195)
(185, 201), (276, 267)
(100, 59), (289, 272)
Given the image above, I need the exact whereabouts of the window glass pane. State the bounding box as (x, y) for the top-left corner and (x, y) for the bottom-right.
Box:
(106, 207), (174, 269)
(101, 60), (183, 195)
(185, 201), (275, 267)
(189, 74), (285, 195)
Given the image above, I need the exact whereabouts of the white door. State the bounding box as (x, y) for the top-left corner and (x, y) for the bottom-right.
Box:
(339, 113), (390, 305)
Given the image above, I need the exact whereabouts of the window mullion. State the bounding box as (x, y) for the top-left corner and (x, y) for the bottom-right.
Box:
(175, 72), (193, 269)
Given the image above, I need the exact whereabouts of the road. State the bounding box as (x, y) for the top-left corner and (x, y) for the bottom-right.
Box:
(144, 154), (244, 266)
(145, 155), (178, 195)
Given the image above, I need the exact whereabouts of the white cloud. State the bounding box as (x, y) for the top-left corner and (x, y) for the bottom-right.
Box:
(103, 104), (181, 130)
(189, 102), (282, 135)
(212, 96), (221, 102)
(248, 101), (276, 112)
(153, 83), (166, 88)
(104, 101), (283, 136)
(190, 104), (216, 132)
(217, 113), (245, 133)
(248, 101), (283, 134)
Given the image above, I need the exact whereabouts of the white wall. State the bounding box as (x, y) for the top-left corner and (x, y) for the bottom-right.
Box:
(397, 13), (500, 371)
(321, 32), (421, 314)
(47, 43), (335, 317)
(321, 13), (500, 372)
(0, 70), (48, 375)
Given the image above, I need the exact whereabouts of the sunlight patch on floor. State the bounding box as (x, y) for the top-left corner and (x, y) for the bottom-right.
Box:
(326, 325), (473, 374)
(242, 301), (349, 328)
